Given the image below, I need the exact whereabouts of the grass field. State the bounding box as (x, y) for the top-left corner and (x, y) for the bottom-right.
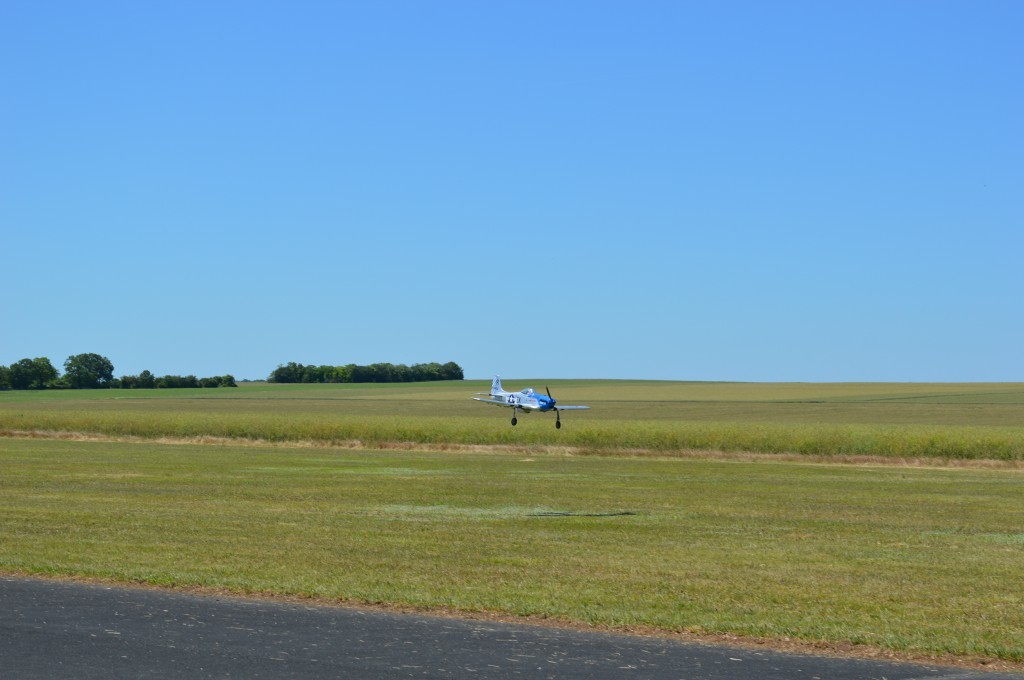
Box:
(2, 380), (1023, 460)
(1, 381), (1022, 665)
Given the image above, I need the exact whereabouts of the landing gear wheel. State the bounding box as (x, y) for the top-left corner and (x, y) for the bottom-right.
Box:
(556, 420), (561, 429)
(511, 416), (518, 426)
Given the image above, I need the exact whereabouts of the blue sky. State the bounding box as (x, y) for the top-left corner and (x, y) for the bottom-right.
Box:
(2, 1), (1021, 381)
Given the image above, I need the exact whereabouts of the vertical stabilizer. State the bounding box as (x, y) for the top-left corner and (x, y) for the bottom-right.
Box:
(491, 375), (504, 395)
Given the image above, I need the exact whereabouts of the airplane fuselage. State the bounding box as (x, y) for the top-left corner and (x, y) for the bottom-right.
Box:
(493, 387), (554, 412)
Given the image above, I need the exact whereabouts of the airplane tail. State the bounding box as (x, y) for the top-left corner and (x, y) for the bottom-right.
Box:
(491, 375), (504, 395)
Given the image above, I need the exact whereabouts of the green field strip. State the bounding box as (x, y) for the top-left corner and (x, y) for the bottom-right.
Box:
(1, 437), (1021, 663)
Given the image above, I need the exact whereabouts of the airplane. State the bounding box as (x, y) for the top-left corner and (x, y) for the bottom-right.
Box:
(473, 375), (589, 428)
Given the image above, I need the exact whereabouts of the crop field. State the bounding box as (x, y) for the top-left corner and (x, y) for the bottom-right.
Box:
(2, 380), (1024, 460)
(1, 381), (1023, 666)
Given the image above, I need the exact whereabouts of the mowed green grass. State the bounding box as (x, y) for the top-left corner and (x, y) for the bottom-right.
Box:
(1, 436), (1021, 662)
(2, 380), (1023, 459)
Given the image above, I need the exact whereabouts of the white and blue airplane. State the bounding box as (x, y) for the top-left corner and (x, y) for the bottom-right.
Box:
(473, 376), (589, 428)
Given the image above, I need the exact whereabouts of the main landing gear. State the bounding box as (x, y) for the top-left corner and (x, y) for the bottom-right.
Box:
(509, 409), (562, 429)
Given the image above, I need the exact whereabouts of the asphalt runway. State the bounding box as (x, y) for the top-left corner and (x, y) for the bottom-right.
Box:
(2, 577), (1019, 679)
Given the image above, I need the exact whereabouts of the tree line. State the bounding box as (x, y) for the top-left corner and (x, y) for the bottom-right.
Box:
(268, 361), (463, 384)
(0, 354), (236, 390)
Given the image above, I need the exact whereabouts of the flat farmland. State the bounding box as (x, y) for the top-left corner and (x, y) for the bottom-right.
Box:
(1, 436), (1022, 665)
(1, 380), (1022, 460)
(1, 381), (1022, 666)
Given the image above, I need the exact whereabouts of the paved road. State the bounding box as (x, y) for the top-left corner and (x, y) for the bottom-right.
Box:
(1, 577), (1019, 679)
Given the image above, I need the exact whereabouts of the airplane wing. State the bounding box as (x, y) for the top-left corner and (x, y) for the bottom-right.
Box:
(554, 405), (590, 411)
(472, 396), (510, 406)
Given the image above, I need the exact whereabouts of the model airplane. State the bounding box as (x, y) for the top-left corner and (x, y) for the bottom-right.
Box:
(473, 375), (589, 428)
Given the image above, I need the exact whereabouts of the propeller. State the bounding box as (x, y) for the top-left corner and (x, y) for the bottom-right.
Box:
(547, 386), (562, 429)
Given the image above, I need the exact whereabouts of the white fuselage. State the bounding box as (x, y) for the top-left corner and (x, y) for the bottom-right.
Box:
(490, 386), (553, 412)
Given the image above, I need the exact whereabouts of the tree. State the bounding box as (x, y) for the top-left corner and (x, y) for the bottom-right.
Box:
(0, 365), (10, 390)
(416, 362), (442, 381)
(157, 374), (199, 388)
(368, 363), (395, 383)
(440, 362), (464, 380)
(302, 365), (333, 383)
(269, 362), (304, 383)
(9, 360), (34, 389)
(64, 353), (115, 389)
(348, 364), (372, 383)
(331, 365), (353, 383)
(8, 357), (59, 389)
(138, 370), (156, 388)
(9, 360), (31, 389)
(33, 358), (58, 388)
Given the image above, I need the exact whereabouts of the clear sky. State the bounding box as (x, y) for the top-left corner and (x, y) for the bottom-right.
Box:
(2, 1), (1021, 382)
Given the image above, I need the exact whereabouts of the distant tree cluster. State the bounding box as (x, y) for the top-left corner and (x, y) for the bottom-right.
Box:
(119, 372), (237, 389)
(0, 354), (236, 390)
(0, 357), (60, 390)
(268, 361), (464, 384)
